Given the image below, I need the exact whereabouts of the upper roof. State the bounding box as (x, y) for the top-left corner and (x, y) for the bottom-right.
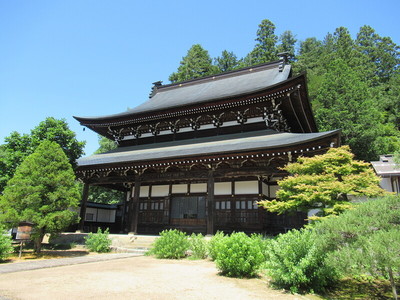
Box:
(77, 129), (339, 168)
(74, 60), (291, 123)
(371, 155), (400, 177)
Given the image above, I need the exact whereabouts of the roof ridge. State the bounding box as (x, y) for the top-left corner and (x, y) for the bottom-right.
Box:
(156, 59), (284, 93)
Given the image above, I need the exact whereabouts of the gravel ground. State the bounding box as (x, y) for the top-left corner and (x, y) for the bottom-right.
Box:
(0, 256), (314, 300)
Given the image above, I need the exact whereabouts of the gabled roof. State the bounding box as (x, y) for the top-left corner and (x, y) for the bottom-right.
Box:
(74, 60), (290, 124)
(77, 129), (339, 168)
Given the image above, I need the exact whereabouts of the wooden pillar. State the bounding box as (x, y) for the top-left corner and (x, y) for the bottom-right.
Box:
(206, 170), (215, 235)
(78, 182), (90, 232)
(128, 177), (141, 234)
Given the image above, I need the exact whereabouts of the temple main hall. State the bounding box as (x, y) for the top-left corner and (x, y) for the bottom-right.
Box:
(74, 57), (340, 235)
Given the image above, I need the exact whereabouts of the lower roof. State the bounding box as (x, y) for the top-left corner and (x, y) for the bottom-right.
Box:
(78, 130), (340, 168)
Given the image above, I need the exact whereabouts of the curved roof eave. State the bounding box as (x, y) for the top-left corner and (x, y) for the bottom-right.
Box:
(77, 129), (340, 168)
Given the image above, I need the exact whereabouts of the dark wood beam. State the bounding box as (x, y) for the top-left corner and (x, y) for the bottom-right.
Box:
(78, 183), (90, 232)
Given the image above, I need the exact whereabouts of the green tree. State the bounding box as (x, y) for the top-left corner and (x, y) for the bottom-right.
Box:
(94, 135), (117, 154)
(0, 141), (80, 253)
(313, 58), (399, 161)
(30, 117), (85, 167)
(277, 30), (297, 61)
(169, 44), (219, 83)
(395, 151), (400, 167)
(242, 19), (278, 67)
(0, 132), (32, 192)
(214, 50), (239, 72)
(259, 146), (386, 220)
(356, 25), (400, 85)
(0, 117), (85, 192)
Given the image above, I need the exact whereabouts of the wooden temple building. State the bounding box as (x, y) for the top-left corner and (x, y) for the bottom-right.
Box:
(74, 57), (340, 235)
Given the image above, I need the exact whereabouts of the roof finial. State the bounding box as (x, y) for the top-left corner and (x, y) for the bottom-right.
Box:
(277, 52), (290, 72)
(149, 81), (163, 98)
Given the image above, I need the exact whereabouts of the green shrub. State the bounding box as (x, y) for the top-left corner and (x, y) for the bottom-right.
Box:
(84, 228), (112, 253)
(151, 229), (189, 259)
(208, 231), (225, 261)
(265, 228), (337, 293)
(0, 226), (13, 261)
(189, 233), (208, 259)
(215, 232), (264, 278)
(314, 195), (400, 299)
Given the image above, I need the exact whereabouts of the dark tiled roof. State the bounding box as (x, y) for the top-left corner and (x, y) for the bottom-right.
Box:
(75, 61), (290, 122)
(77, 129), (339, 167)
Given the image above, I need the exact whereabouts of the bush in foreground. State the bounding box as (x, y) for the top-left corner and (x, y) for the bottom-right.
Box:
(215, 232), (265, 278)
(84, 228), (112, 253)
(151, 229), (189, 259)
(208, 231), (225, 261)
(189, 233), (208, 259)
(0, 226), (13, 261)
(265, 228), (337, 294)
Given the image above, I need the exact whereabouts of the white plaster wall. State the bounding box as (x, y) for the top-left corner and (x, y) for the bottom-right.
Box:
(269, 185), (279, 198)
(215, 182), (232, 195)
(140, 186), (149, 198)
(151, 185), (169, 197)
(97, 209), (116, 223)
(172, 184), (187, 194)
(235, 181), (258, 194)
(380, 178), (393, 192)
(190, 183), (207, 193)
(85, 207), (97, 221)
(262, 182), (268, 196)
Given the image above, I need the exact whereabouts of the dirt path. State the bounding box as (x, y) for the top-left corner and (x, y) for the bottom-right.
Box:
(0, 256), (313, 300)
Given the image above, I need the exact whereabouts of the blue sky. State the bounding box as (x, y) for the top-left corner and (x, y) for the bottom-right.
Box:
(1, 0), (399, 156)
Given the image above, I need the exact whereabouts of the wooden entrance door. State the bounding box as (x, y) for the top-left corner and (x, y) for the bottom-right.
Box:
(170, 196), (207, 230)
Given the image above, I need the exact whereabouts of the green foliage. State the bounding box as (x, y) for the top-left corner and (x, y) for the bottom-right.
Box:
(0, 117), (85, 192)
(265, 228), (337, 293)
(294, 25), (400, 161)
(215, 232), (265, 278)
(214, 50), (239, 72)
(259, 146), (386, 220)
(84, 228), (112, 253)
(94, 135), (117, 154)
(169, 44), (219, 83)
(0, 226), (13, 261)
(314, 195), (400, 299)
(0, 141), (80, 253)
(30, 117), (85, 168)
(188, 233), (208, 259)
(88, 136), (123, 204)
(277, 30), (297, 61)
(87, 185), (124, 204)
(151, 229), (189, 259)
(248, 19), (278, 65)
(395, 151), (400, 167)
(207, 231), (225, 261)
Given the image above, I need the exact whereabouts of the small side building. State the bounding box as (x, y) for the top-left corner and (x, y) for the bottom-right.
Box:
(371, 155), (400, 194)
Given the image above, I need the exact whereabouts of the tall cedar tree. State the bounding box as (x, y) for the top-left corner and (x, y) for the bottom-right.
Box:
(259, 146), (386, 220)
(169, 44), (219, 83)
(0, 141), (80, 253)
(244, 19), (278, 66)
